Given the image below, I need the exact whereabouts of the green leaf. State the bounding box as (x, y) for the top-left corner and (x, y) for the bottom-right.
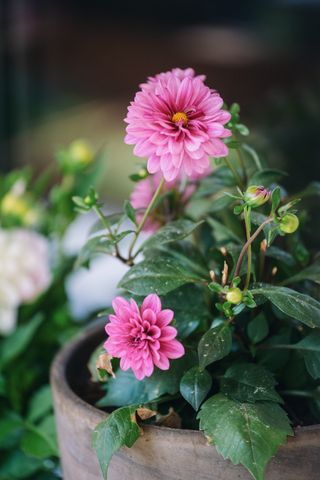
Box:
(235, 123), (250, 136)
(147, 241), (208, 278)
(197, 394), (292, 480)
(265, 246), (295, 267)
(77, 230), (133, 268)
(87, 343), (109, 382)
(98, 350), (196, 407)
(278, 198), (300, 215)
(89, 212), (124, 235)
(198, 323), (232, 369)
(251, 286), (320, 328)
(0, 314), (43, 369)
(76, 235), (114, 268)
(140, 219), (202, 251)
(195, 167), (236, 198)
(0, 450), (43, 479)
(209, 195), (235, 213)
(295, 332), (320, 379)
(281, 257), (320, 285)
(247, 313), (269, 344)
(27, 385), (53, 423)
(21, 415), (58, 459)
(0, 413), (24, 449)
(230, 103), (240, 115)
(256, 330), (292, 373)
(242, 144), (263, 171)
(123, 200), (137, 225)
(249, 169), (287, 187)
(220, 363), (283, 403)
(72, 195), (89, 210)
(161, 284), (211, 338)
(118, 255), (205, 296)
(207, 217), (242, 245)
(180, 366), (212, 411)
(271, 187), (281, 213)
(298, 181), (320, 198)
(0, 373), (5, 395)
(92, 405), (141, 479)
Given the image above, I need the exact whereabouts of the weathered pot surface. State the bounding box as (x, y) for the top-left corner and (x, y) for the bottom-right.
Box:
(51, 320), (320, 480)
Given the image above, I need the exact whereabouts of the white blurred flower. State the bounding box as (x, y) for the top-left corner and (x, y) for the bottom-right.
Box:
(0, 229), (51, 335)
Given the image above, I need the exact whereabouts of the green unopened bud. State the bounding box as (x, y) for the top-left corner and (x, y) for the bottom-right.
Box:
(83, 187), (99, 208)
(279, 213), (299, 234)
(244, 185), (271, 208)
(69, 140), (94, 168)
(138, 168), (148, 179)
(226, 287), (243, 305)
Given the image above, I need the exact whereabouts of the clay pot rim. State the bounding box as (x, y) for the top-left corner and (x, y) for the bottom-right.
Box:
(51, 318), (320, 439)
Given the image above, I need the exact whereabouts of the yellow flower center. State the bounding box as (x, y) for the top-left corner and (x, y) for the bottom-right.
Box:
(171, 111), (188, 126)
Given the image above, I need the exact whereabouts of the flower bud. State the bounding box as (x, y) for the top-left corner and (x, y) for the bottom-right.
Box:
(68, 140), (94, 168)
(279, 213), (299, 234)
(226, 287), (243, 305)
(83, 187), (99, 208)
(244, 185), (271, 208)
(1, 193), (40, 226)
(1, 194), (28, 217)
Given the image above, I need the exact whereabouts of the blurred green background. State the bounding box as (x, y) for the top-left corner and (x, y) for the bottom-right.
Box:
(1, 0), (320, 200)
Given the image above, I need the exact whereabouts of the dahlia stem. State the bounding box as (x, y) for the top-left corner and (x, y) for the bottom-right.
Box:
(243, 206), (252, 291)
(128, 177), (165, 260)
(233, 217), (273, 280)
(224, 157), (244, 190)
(93, 205), (114, 238)
(93, 205), (127, 264)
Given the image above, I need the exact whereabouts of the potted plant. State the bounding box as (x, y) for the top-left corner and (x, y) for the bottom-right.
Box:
(51, 68), (320, 480)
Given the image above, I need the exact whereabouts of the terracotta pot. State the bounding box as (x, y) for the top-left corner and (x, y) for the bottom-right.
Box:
(51, 320), (320, 480)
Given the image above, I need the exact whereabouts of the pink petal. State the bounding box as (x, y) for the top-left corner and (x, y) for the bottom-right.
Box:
(156, 309), (174, 327)
(160, 326), (178, 341)
(141, 294), (162, 314)
(112, 297), (129, 316)
(153, 351), (170, 370)
(160, 339), (185, 359)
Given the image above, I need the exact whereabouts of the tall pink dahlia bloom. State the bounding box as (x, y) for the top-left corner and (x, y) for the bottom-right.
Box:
(125, 67), (231, 181)
(104, 294), (185, 380)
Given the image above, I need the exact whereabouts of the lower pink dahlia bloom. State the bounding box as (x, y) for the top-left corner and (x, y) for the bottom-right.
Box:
(104, 294), (185, 380)
(125, 67), (231, 181)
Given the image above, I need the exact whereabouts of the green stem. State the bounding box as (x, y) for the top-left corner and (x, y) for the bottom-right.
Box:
(224, 157), (244, 189)
(93, 205), (127, 263)
(244, 206), (252, 291)
(128, 177), (165, 260)
(233, 217), (273, 279)
(93, 205), (115, 240)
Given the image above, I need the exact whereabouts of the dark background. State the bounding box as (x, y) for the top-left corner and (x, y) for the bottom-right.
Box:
(1, 0), (320, 197)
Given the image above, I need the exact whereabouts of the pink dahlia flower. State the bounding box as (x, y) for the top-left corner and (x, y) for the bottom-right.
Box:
(125, 67), (231, 181)
(104, 294), (185, 380)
